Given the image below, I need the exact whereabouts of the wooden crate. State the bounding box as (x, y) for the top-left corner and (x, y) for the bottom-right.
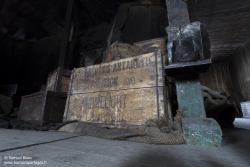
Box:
(133, 37), (166, 53)
(46, 68), (71, 93)
(64, 50), (168, 125)
(18, 91), (67, 126)
(102, 41), (146, 63)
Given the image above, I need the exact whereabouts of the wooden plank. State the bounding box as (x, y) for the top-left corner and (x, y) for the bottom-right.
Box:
(46, 69), (58, 92)
(61, 75), (70, 93)
(240, 102), (250, 118)
(46, 68), (71, 93)
(64, 51), (166, 125)
(103, 41), (146, 63)
(166, 0), (190, 27)
(57, 0), (74, 92)
(133, 37), (166, 53)
(182, 118), (222, 147)
(18, 91), (67, 126)
(66, 87), (164, 124)
(71, 52), (163, 94)
(175, 78), (206, 118)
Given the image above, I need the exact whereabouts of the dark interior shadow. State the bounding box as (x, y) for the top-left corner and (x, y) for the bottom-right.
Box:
(221, 126), (250, 165)
(118, 148), (226, 167)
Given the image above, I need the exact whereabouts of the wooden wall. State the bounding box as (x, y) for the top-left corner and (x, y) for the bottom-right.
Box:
(229, 41), (250, 101)
(200, 64), (228, 95)
(200, 40), (250, 102)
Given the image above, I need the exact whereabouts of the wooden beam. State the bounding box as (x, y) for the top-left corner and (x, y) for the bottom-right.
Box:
(166, 0), (190, 27)
(57, 0), (74, 92)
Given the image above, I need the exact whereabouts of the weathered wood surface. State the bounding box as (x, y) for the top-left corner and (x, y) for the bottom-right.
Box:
(46, 70), (58, 92)
(166, 0), (190, 28)
(175, 78), (206, 118)
(18, 91), (67, 126)
(199, 64), (228, 95)
(61, 76), (70, 93)
(64, 51), (167, 125)
(241, 102), (250, 118)
(18, 94), (45, 124)
(66, 87), (165, 123)
(229, 41), (250, 101)
(133, 37), (166, 53)
(182, 118), (222, 147)
(46, 68), (71, 93)
(72, 52), (164, 93)
(103, 41), (146, 63)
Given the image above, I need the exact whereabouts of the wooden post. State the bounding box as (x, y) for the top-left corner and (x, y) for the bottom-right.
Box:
(165, 0), (206, 118)
(165, 0), (222, 147)
(166, 0), (206, 118)
(57, 0), (74, 92)
(165, 0), (190, 64)
(166, 0), (190, 27)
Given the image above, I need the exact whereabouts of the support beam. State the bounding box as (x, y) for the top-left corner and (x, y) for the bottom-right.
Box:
(166, 0), (190, 27)
(175, 77), (206, 118)
(165, 0), (190, 64)
(165, 0), (222, 147)
(57, 0), (74, 92)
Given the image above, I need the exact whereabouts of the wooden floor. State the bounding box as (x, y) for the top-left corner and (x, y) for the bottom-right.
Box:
(0, 118), (249, 167)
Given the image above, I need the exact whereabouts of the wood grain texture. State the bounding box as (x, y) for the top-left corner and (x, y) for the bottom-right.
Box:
(18, 91), (67, 126)
(103, 41), (146, 63)
(187, 0), (250, 62)
(64, 51), (166, 125)
(229, 41), (250, 101)
(133, 37), (166, 53)
(46, 68), (71, 93)
(176, 78), (206, 118)
(66, 87), (164, 125)
(46, 70), (58, 92)
(199, 63), (228, 95)
(71, 52), (163, 94)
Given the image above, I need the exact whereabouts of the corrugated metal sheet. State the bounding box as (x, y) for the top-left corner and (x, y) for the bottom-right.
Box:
(200, 64), (228, 95)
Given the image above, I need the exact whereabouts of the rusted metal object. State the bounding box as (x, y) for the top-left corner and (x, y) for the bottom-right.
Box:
(165, 0), (189, 64)
(18, 91), (67, 126)
(102, 41), (146, 63)
(172, 37), (200, 63)
(64, 51), (168, 125)
(166, 22), (211, 66)
(46, 67), (71, 93)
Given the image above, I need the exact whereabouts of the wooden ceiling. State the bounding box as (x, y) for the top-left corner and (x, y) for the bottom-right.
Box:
(187, 0), (250, 62)
(1, 0), (250, 62)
